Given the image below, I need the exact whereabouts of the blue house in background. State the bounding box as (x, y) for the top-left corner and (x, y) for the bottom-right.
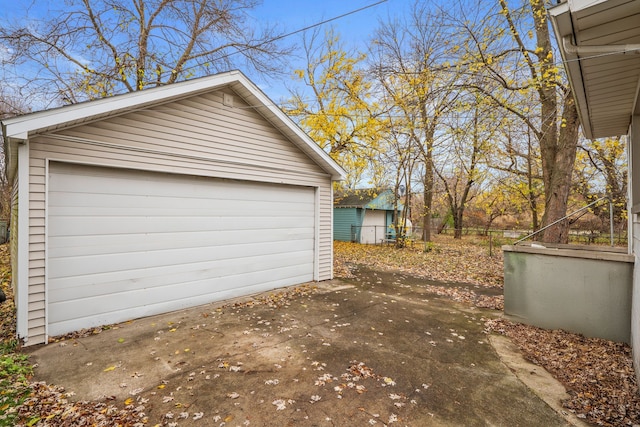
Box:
(334, 189), (399, 244)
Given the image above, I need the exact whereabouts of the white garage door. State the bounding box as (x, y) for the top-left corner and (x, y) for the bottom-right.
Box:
(47, 162), (315, 336)
(360, 211), (386, 244)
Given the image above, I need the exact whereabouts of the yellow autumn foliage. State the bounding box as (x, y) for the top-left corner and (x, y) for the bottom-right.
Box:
(284, 29), (389, 188)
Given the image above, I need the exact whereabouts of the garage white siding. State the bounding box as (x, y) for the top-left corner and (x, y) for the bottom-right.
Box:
(3, 72), (344, 345)
(47, 162), (315, 336)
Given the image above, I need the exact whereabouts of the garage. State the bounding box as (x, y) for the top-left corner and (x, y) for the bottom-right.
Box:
(1, 71), (345, 345)
(47, 162), (316, 336)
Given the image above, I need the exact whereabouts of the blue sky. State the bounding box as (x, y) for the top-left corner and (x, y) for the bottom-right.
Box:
(251, 0), (403, 99)
(253, 0), (397, 46)
(0, 0), (405, 104)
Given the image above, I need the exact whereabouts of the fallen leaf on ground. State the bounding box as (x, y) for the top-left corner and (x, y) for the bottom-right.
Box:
(486, 318), (640, 426)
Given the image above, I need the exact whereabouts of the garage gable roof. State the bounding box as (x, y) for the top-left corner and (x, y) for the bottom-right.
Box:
(1, 70), (346, 180)
(334, 188), (401, 211)
(549, 0), (640, 139)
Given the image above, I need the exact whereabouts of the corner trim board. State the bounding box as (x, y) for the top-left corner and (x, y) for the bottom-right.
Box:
(16, 141), (30, 342)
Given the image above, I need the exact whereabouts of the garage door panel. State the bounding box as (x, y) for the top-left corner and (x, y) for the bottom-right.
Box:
(48, 216), (315, 237)
(49, 263), (314, 324)
(50, 167), (310, 202)
(47, 163), (315, 337)
(49, 253), (316, 303)
(49, 239), (314, 278)
(49, 203), (315, 218)
(48, 228), (315, 257)
(49, 192), (314, 214)
(49, 268), (313, 334)
(49, 250), (315, 303)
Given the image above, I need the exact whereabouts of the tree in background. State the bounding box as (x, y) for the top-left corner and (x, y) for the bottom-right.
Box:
(0, 87), (29, 120)
(454, 0), (580, 243)
(0, 88), (30, 221)
(574, 136), (627, 232)
(0, 0), (290, 104)
(490, 116), (545, 231)
(435, 93), (495, 239)
(371, 2), (461, 242)
(285, 28), (389, 189)
(376, 113), (421, 247)
(475, 176), (528, 235)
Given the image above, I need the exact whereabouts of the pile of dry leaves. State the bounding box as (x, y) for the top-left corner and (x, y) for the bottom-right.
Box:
(486, 319), (640, 427)
(12, 382), (148, 426)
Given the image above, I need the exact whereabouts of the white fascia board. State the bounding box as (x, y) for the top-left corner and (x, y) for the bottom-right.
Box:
(549, 2), (595, 139)
(233, 74), (346, 181)
(548, 1), (570, 19)
(1, 70), (346, 181)
(568, 0), (609, 13)
(1, 71), (244, 140)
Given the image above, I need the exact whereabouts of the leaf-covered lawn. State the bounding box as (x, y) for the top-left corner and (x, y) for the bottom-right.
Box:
(334, 235), (505, 310)
(486, 319), (640, 427)
(0, 245), (32, 427)
(334, 235), (504, 287)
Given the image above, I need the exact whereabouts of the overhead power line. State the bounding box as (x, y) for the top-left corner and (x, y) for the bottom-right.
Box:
(171, 0), (389, 78)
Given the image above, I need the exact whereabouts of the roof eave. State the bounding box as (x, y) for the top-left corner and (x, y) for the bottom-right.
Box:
(549, 2), (595, 139)
(228, 76), (346, 181)
(549, 0), (640, 139)
(0, 71), (346, 181)
(1, 71), (243, 140)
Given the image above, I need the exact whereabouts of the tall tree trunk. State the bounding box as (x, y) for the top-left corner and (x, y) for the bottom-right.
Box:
(529, 192), (539, 231)
(420, 125), (436, 242)
(540, 91), (580, 243)
(526, 130), (540, 232)
(496, 0), (581, 243)
(453, 207), (464, 239)
(422, 155), (434, 242)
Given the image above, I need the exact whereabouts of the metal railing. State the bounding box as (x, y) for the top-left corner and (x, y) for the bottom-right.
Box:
(513, 197), (609, 245)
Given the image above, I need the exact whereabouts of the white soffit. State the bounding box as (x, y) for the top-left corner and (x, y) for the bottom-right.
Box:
(550, 0), (640, 139)
(568, 0), (611, 13)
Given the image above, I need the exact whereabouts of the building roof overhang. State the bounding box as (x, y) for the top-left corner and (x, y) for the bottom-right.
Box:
(549, 0), (640, 139)
(1, 70), (346, 180)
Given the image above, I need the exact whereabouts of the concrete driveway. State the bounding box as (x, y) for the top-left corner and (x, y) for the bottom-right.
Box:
(28, 268), (582, 426)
